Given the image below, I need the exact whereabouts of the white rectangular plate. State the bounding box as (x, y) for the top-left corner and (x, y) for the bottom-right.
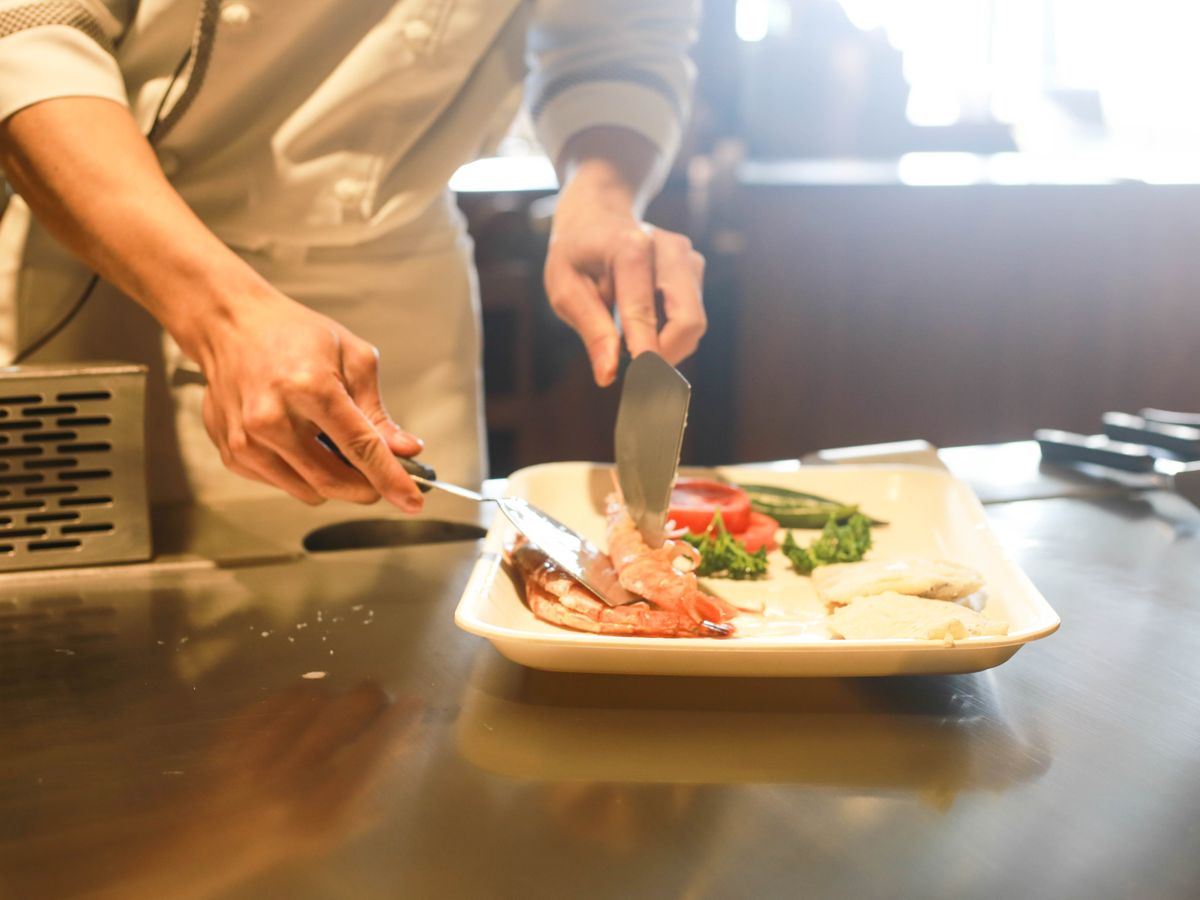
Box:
(454, 463), (1059, 677)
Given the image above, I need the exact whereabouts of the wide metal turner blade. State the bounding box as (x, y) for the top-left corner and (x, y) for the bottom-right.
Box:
(491, 497), (638, 606)
(614, 351), (692, 548)
(395, 460), (640, 607)
(317, 434), (640, 606)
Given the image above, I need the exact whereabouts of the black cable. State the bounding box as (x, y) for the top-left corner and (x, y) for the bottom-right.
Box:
(145, 43), (193, 144)
(11, 12), (195, 366)
(10, 272), (101, 364)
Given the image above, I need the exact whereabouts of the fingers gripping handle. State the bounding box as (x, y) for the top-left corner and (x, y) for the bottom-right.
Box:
(317, 432), (437, 492)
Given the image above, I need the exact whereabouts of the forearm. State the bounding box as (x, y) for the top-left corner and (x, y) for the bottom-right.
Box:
(555, 125), (667, 220)
(1, 96), (424, 508)
(0, 96), (270, 356)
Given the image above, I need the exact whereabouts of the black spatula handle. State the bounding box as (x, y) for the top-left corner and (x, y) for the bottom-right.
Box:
(316, 432), (437, 491)
(1035, 429), (1157, 473)
(1102, 412), (1200, 460)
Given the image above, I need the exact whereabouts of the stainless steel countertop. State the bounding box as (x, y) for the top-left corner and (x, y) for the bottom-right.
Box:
(2, 444), (1198, 899)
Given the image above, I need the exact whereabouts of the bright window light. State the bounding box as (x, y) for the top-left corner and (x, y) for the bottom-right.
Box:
(736, 0), (771, 43)
(897, 152), (984, 186)
(450, 156), (558, 193)
(906, 89), (961, 128)
(836, 0), (1200, 152)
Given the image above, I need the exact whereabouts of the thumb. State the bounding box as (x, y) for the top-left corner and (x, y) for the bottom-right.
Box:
(339, 337), (425, 458)
(362, 402), (423, 457)
(383, 425), (424, 458)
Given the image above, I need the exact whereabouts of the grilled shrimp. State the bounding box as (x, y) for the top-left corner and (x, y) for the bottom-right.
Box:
(604, 494), (739, 627)
(510, 544), (731, 638)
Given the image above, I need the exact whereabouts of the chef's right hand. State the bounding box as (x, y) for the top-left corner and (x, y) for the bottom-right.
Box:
(0, 98), (421, 509)
(182, 286), (426, 510)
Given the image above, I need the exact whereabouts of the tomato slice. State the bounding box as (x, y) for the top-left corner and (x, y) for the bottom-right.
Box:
(668, 478), (752, 534)
(738, 511), (780, 553)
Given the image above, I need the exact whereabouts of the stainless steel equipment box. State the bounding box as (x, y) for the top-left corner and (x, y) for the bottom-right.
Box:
(0, 364), (150, 571)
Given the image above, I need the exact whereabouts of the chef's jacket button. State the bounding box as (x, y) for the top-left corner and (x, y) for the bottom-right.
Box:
(219, 2), (253, 26)
(158, 151), (181, 177)
(403, 19), (433, 43)
(333, 177), (367, 205)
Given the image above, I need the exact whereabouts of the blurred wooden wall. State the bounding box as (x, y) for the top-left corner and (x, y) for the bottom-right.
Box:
(728, 180), (1200, 461)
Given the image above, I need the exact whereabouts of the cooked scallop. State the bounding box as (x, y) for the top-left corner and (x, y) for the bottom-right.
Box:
(827, 592), (1008, 642)
(813, 557), (984, 611)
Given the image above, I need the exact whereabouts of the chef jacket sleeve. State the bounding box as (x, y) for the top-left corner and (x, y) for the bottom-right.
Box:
(0, 0), (128, 123)
(526, 0), (698, 172)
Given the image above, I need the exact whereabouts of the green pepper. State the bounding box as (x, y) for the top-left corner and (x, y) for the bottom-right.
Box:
(736, 483), (887, 528)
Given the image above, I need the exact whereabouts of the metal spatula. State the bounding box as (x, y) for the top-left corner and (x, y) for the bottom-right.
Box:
(385, 457), (639, 607)
(614, 351), (692, 548)
(1035, 428), (1200, 505)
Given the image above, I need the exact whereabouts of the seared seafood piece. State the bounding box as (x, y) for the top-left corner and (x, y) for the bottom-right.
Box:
(826, 591), (1008, 642)
(813, 557), (984, 611)
(605, 494), (739, 627)
(509, 544), (731, 638)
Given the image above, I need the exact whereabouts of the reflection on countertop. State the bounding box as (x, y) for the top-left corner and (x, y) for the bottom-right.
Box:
(457, 647), (1050, 807)
(2, 445), (1200, 899)
(0, 526), (482, 900)
(0, 678), (420, 900)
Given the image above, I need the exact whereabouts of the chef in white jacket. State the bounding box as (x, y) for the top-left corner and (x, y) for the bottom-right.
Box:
(0, 0), (706, 510)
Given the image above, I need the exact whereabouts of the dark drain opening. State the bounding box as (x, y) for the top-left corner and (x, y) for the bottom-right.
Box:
(303, 518), (487, 553)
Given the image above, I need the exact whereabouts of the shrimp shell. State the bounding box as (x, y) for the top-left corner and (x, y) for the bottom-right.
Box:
(604, 494), (740, 627)
(510, 544), (730, 638)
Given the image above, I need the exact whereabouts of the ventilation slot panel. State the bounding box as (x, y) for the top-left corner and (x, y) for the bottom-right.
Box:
(0, 367), (148, 571)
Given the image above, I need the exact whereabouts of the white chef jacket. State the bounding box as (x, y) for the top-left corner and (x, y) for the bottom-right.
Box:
(0, 0), (697, 500)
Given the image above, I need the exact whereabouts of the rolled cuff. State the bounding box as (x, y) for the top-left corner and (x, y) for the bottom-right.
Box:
(532, 80), (683, 171)
(0, 25), (127, 123)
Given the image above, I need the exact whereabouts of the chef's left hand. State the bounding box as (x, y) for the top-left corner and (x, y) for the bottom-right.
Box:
(545, 135), (706, 387)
